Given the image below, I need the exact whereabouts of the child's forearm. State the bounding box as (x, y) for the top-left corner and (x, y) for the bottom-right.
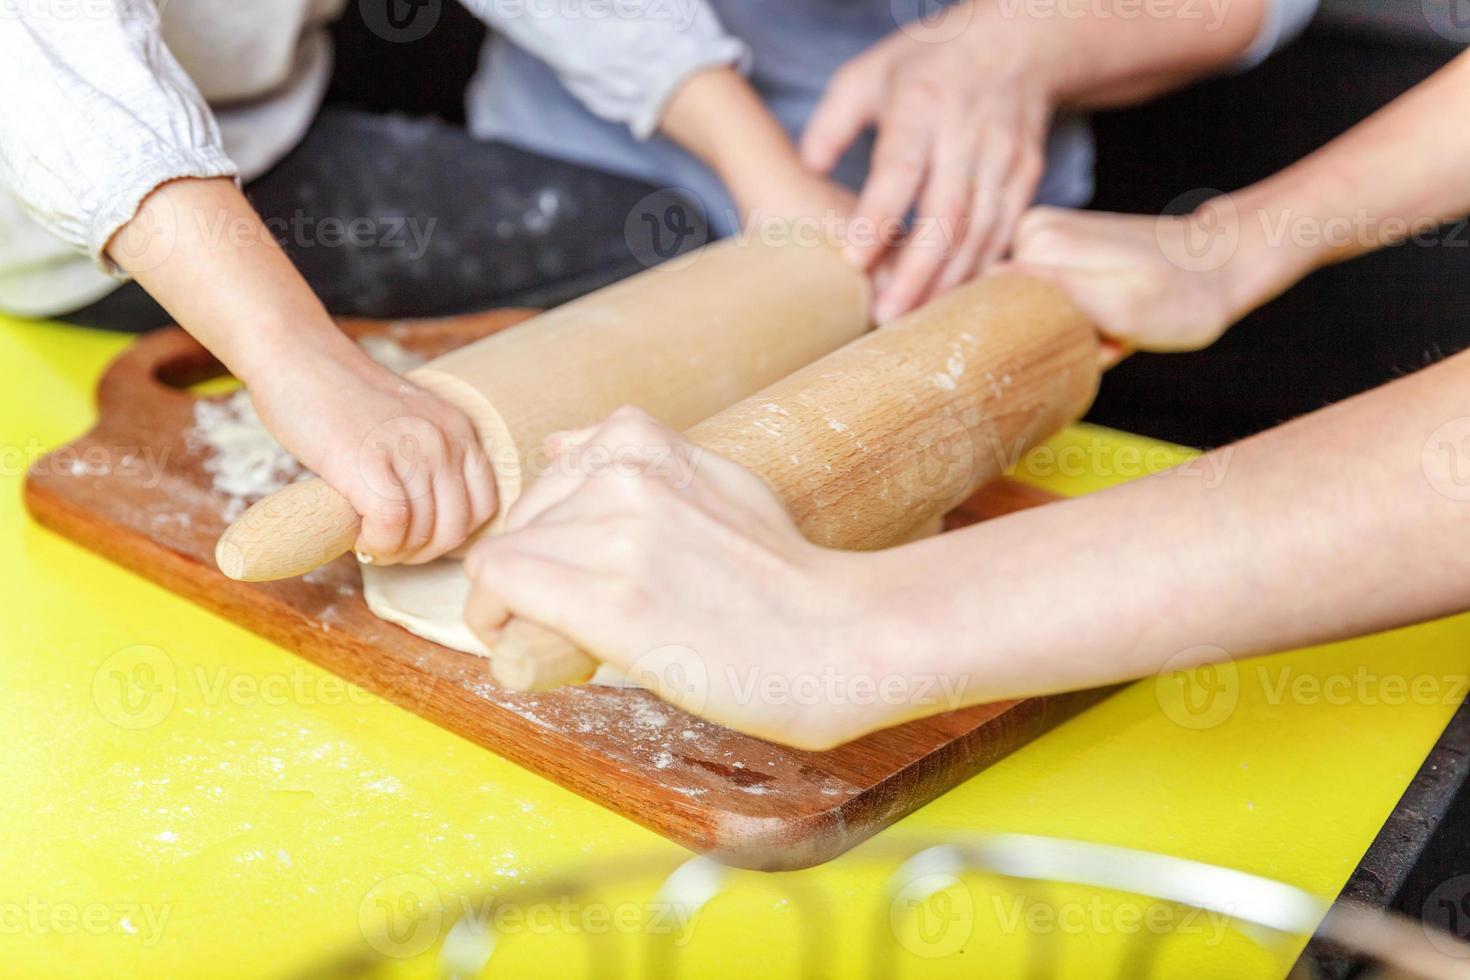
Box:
(106, 176), (362, 383)
(658, 66), (806, 212)
(107, 176), (497, 566)
(872, 346), (1470, 706)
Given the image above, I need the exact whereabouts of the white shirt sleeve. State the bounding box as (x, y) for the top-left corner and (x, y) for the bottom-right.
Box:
(0, 0), (238, 275)
(460, 0), (751, 140)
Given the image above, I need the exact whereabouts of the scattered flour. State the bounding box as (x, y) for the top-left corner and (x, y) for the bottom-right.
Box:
(358, 334), (427, 374)
(189, 391), (303, 521)
(628, 697), (671, 730)
(365, 776), (403, 794)
(68, 457), (110, 477)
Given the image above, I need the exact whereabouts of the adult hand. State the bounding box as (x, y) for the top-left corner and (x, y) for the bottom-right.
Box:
(802, 6), (1054, 322)
(463, 407), (918, 750)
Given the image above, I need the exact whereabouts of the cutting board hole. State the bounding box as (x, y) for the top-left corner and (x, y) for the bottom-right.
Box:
(186, 375), (243, 397)
(150, 354), (239, 397)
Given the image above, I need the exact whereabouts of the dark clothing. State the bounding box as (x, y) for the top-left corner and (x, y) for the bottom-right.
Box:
(64, 108), (681, 332)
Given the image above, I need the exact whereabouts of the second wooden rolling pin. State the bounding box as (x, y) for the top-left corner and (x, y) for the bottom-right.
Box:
(215, 238), (870, 582)
(488, 273), (1101, 691)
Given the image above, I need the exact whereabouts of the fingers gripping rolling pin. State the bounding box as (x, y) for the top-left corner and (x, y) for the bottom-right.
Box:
(214, 238), (872, 582)
(490, 274), (1101, 691)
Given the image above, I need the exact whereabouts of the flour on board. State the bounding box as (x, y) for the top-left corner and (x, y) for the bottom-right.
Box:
(187, 336), (426, 520)
(189, 391), (302, 521)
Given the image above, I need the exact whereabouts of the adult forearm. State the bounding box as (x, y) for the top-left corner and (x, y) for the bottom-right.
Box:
(1164, 48), (1470, 326)
(876, 347), (1470, 703)
(1228, 49), (1470, 278)
(961, 0), (1269, 108)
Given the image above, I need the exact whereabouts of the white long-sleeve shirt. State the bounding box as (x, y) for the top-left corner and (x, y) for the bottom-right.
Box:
(0, 0), (341, 315)
(0, 0), (1318, 318)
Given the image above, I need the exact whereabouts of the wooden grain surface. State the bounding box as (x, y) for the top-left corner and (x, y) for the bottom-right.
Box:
(23, 312), (1113, 870)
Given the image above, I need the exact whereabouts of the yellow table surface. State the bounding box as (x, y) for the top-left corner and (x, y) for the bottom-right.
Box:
(3, 316), (1466, 979)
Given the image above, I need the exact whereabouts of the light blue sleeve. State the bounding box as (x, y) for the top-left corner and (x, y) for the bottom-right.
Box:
(459, 0), (752, 140)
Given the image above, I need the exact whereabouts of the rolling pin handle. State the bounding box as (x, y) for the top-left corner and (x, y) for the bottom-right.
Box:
(490, 617), (598, 691)
(214, 477), (362, 582)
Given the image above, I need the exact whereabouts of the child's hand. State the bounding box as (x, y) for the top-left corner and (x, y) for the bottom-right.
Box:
(463, 407), (914, 750)
(250, 349), (496, 565)
(106, 177), (497, 563)
(734, 165), (857, 243)
(1001, 205), (1269, 353)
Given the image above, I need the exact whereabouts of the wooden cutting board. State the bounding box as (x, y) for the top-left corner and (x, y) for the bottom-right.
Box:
(23, 312), (1112, 870)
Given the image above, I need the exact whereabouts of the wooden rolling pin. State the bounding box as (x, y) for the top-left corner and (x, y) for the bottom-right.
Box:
(488, 273), (1101, 691)
(215, 237), (871, 582)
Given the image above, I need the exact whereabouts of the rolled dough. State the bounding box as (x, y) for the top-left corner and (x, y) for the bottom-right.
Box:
(360, 558), (489, 656)
(360, 519), (946, 670)
(360, 559), (639, 686)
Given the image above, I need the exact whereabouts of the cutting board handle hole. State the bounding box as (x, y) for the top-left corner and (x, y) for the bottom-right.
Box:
(153, 356), (232, 396)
